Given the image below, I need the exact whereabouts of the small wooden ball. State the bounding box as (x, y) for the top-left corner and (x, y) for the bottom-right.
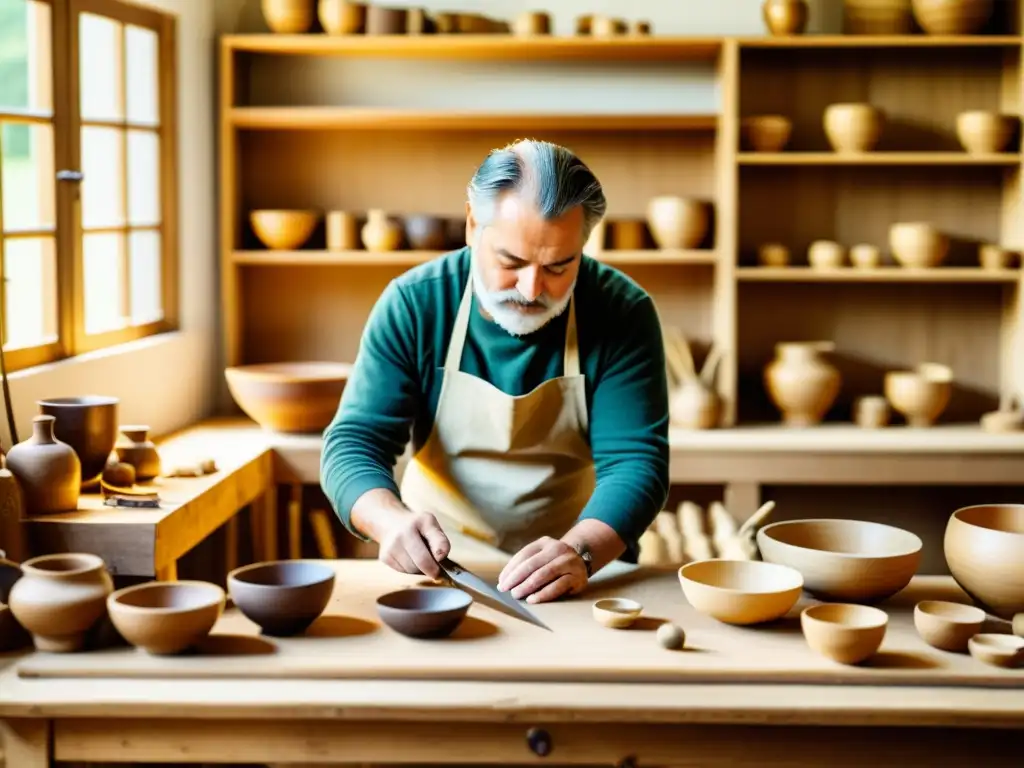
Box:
(657, 622), (685, 650)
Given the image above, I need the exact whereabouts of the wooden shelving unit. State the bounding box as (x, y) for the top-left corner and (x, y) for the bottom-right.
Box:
(219, 8), (1024, 447)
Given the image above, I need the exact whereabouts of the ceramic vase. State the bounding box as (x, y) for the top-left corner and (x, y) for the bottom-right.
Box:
(114, 425), (161, 481)
(261, 0), (315, 33)
(5, 415), (81, 514)
(762, 0), (809, 34)
(646, 196), (710, 250)
(764, 341), (841, 426)
(7, 552), (113, 652)
(361, 210), (403, 252)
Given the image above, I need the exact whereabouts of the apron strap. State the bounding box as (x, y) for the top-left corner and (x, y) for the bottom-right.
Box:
(446, 268), (581, 377)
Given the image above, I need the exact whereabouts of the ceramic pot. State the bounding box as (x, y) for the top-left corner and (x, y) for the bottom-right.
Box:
(850, 243), (881, 268)
(114, 425), (161, 481)
(911, 0), (994, 34)
(326, 211), (359, 250)
(261, 0), (315, 33)
(37, 395), (119, 485)
(944, 504), (1024, 620)
(884, 362), (952, 427)
(670, 382), (722, 430)
(808, 240), (846, 268)
(404, 215), (447, 250)
(741, 115), (793, 152)
(764, 341), (841, 426)
(6, 415), (81, 514)
(758, 243), (790, 267)
(889, 222), (949, 268)
(366, 5), (407, 34)
(7, 552), (113, 652)
(762, 0), (809, 34)
(824, 103), (885, 152)
(318, 0), (365, 34)
(646, 196), (710, 250)
(512, 11), (550, 35)
(843, 0), (914, 34)
(956, 111), (1017, 154)
(361, 209), (403, 252)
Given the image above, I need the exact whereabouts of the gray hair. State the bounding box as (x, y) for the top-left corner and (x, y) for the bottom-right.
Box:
(466, 139), (607, 239)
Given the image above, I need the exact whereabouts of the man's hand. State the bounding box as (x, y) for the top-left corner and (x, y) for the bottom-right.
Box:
(350, 489), (451, 579)
(496, 536), (587, 604)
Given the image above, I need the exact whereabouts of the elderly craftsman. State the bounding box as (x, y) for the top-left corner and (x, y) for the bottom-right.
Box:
(320, 138), (669, 604)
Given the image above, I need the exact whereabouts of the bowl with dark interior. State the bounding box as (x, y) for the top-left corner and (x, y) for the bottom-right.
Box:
(37, 395), (119, 484)
(376, 587), (472, 638)
(227, 560), (336, 636)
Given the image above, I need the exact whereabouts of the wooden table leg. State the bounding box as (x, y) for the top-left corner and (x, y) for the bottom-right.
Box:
(288, 484), (302, 560)
(225, 515), (239, 574)
(0, 719), (51, 768)
(155, 561), (178, 581)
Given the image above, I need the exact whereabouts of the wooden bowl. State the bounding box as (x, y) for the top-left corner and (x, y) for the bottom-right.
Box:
(224, 361), (352, 433)
(756, 519), (922, 603)
(911, 0), (995, 35)
(850, 243), (881, 269)
(978, 244), (1015, 270)
(956, 111), (1016, 154)
(318, 0), (366, 35)
(944, 504), (1024, 620)
(261, 0), (315, 33)
(967, 633), (1024, 668)
(808, 240), (846, 269)
(758, 243), (790, 267)
(228, 560), (336, 637)
(889, 222), (949, 268)
(914, 600), (985, 652)
(884, 363), (953, 428)
(376, 587), (472, 638)
(823, 103), (884, 153)
(678, 559), (803, 625)
(592, 597), (643, 628)
(801, 603), (888, 665)
(741, 115), (792, 152)
(843, 0), (915, 34)
(250, 209), (319, 250)
(107, 581), (225, 655)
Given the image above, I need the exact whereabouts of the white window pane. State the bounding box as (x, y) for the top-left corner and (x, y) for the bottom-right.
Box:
(3, 237), (57, 349)
(83, 232), (124, 334)
(129, 230), (161, 324)
(127, 129), (160, 226)
(2, 122), (55, 232)
(0, 0), (52, 113)
(125, 24), (159, 126)
(79, 12), (123, 122)
(81, 126), (124, 229)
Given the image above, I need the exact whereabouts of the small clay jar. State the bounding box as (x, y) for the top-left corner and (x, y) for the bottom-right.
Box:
(762, 0), (809, 35)
(361, 209), (403, 251)
(764, 341), (842, 426)
(7, 552), (113, 652)
(5, 415), (81, 514)
(114, 425), (161, 481)
(366, 4), (407, 34)
(512, 11), (550, 36)
(404, 215), (447, 250)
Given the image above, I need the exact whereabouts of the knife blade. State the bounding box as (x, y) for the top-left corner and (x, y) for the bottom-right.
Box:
(438, 558), (552, 631)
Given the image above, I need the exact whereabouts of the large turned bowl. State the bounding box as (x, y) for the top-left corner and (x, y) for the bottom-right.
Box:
(944, 504), (1024, 620)
(225, 361), (352, 433)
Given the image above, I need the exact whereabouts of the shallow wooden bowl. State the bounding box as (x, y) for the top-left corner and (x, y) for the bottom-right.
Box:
(756, 519), (922, 603)
(108, 581), (225, 655)
(956, 111), (1016, 154)
(224, 361), (352, 433)
(678, 559), (803, 625)
(250, 209), (319, 250)
(967, 633), (1024, 668)
(801, 603), (887, 665)
(376, 587), (472, 639)
(889, 222), (949, 268)
(914, 600), (985, 652)
(884, 363), (953, 428)
(944, 504), (1024, 620)
(228, 560), (336, 637)
(592, 597), (643, 628)
(741, 115), (792, 152)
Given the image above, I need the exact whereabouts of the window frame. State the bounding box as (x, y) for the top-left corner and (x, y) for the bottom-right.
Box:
(0, 0), (179, 373)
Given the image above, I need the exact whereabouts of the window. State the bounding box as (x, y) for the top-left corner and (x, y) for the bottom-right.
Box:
(0, 0), (177, 372)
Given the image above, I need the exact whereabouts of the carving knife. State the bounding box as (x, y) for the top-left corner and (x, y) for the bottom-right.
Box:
(438, 558), (552, 631)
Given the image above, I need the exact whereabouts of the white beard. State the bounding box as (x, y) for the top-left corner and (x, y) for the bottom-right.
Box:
(470, 248), (574, 337)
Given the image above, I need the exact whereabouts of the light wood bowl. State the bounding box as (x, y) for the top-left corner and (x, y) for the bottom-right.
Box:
(967, 633), (1024, 668)
(107, 581), (225, 655)
(224, 361), (352, 433)
(250, 210), (319, 250)
(808, 240), (846, 269)
(911, 0), (995, 35)
(678, 559), (803, 625)
(801, 603), (888, 665)
(914, 600), (985, 652)
(756, 519), (922, 603)
(889, 222), (949, 268)
(592, 598), (643, 629)
(884, 362), (953, 427)
(843, 0), (914, 34)
(944, 504), (1024, 620)
(261, 0), (316, 33)
(956, 111), (1016, 154)
(823, 103), (884, 153)
(741, 115), (793, 152)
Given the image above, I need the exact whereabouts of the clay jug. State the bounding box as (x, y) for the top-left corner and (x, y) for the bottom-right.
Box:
(114, 425), (161, 481)
(7, 552), (113, 652)
(762, 0), (809, 34)
(646, 196), (710, 250)
(5, 415), (81, 514)
(764, 341), (841, 426)
(361, 209), (403, 252)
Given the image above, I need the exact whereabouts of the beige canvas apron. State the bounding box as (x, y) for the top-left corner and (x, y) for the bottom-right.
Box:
(399, 276), (596, 565)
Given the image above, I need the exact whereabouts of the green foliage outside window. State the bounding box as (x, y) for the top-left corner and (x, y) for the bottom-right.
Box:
(0, 0), (31, 158)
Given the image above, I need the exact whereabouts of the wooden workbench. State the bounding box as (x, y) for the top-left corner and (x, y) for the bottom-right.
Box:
(1, 560), (1022, 766)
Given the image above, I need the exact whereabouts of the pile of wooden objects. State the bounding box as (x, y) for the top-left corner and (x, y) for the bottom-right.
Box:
(639, 500), (776, 566)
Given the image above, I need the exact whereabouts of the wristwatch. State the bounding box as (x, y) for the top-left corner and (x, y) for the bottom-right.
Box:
(573, 542), (593, 577)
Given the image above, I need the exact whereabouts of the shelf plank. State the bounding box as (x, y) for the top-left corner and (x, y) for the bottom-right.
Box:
(222, 34), (724, 61)
(736, 267), (1020, 283)
(229, 107), (718, 131)
(233, 250), (716, 266)
(738, 152), (1022, 166)
(737, 34), (1024, 48)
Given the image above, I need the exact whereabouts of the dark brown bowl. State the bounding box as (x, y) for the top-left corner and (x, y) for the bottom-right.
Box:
(227, 560), (335, 637)
(376, 587), (472, 639)
(37, 395), (119, 484)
